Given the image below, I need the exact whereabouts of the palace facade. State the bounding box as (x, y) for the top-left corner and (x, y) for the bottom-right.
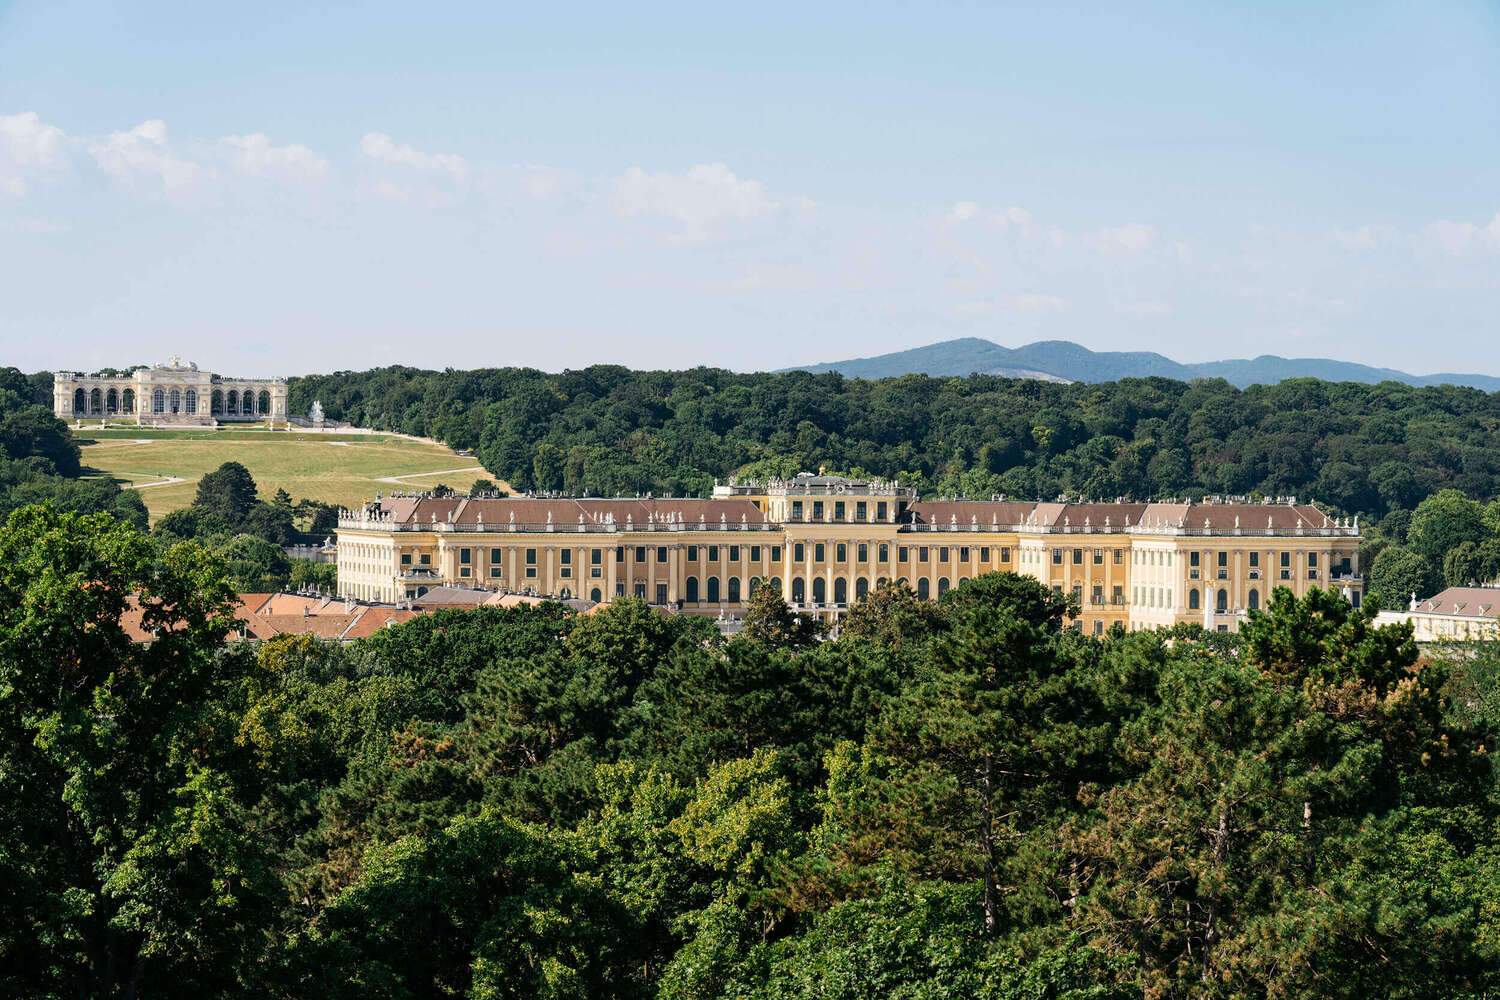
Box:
(53, 359), (289, 426)
(336, 474), (1365, 635)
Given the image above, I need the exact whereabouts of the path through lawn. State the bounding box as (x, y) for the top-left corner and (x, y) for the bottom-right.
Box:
(79, 433), (497, 522)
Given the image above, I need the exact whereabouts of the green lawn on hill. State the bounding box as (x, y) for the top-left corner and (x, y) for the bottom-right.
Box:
(75, 429), (492, 522)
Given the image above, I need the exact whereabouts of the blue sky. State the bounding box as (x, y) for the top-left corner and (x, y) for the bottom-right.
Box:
(1, 0), (1498, 377)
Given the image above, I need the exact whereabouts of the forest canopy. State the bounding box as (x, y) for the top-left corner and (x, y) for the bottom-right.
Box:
(288, 365), (1500, 517)
(3, 503), (1497, 999)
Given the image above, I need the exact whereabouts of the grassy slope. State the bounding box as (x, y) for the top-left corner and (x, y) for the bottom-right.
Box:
(77, 432), (490, 522)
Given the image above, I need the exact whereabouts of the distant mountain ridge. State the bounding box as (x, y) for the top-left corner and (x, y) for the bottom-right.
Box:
(781, 337), (1500, 391)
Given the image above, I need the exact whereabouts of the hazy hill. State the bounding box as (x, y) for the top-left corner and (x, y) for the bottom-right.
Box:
(782, 337), (1500, 390)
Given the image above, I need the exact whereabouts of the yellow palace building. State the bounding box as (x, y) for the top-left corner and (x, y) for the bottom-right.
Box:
(336, 473), (1364, 635)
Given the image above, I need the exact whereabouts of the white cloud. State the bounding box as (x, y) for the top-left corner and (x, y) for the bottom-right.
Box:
(947, 200), (981, 224)
(0, 111), (67, 195)
(360, 132), (468, 182)
(942, 200), (1040, 237)
(517, 165), (564, 199)
(1119, 300), (1173, 317)
(1335, 223), (1399, 249)
(220, 133), (328, 182)
(1011, 292), (1068, 314)
(1088, 222), (1157, 255)
(88, 119), (203, 191)
(613, 162), (780, 235)
(952, 293), (1067, 318)
(1418, 213), (1500, 254)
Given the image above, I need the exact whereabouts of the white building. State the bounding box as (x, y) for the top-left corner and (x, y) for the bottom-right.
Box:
(1374, 585), (1500, 642)
(53, 358), (288, 427)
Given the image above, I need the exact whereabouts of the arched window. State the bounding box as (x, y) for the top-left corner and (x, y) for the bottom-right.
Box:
(917, 578), (930, 600)
(184, 389), (197, 414)
(855, 578), (869, 601)
(152, 389), (165, 414)
(748, 577), (761, 597)
(812, 578), (826, 604)
(727, 577), (740, 602)
(73, 388), (86, 413)
(258, 390), (271, 415)
(590, 588), (602, 603)
(1189, 589), (1200, 610)
(168, 388), (181, 413)
(685, 577), (699, 602)
(106, 388), (118, 413)
(90, 388), (102, 414)
(769, 577), (781, 596)
(791, 578), (805, 602)
(707, 577), (720, 603)
(211, 390), (223, 414)
(122, 389), (134, 413)
(226, 389), (238, 415)
(1247, 588), (1259, 611)
(834, 578), (847, 604)
(1216, 589), (1228, 614)
(937, 578), (951, 596)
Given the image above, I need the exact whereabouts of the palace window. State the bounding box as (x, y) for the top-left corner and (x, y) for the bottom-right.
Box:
(836, 543), (846, 562)
(1190, 551), (1201, 567)
(794, 543), (805, 562)
(459, 548), (471, 564)
(918, 547), (929, 563)
(999, 547), (1009, 562)
(939, 547), (949, 562)
(687, 545), (698, 561)
(858, 543), (868, 562)
(729, 545), (739, 561)
(959, 546), (969, 561)
(814, 543), (825, 562)
(834, 501), (845, 520)
(1280, 551), (1290, 567)
(791, 501), (803, 520)
(1094, 548), (1103, 564)
(401, 553), (411, 565)
(656, 547), (667, 563)
(1114, 548), (1123, 564)
(813, 501), (824, 520)
(898, 546), (908, 562)
(1053, 549), (1063, 565)
(770, 546), (781, 561)
(1073, 548), (1083, 564)
(750, 545), (761, 561)
(879, 543), (889, 562)
(635, 546), (646, 563)
(708, 546), (719, 561)
(591, 548), (602, 565)
(1307, 552), (1318, 567)
(877, 502), (888, 521)
(560, 549), (571, 565)
(1249, 551), (1259, 566)
(856, 501), (867, 521)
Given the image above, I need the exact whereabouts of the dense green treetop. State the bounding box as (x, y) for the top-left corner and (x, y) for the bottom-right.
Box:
(287, 365), (1500, 516)
(3, 502), (1499, 999)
